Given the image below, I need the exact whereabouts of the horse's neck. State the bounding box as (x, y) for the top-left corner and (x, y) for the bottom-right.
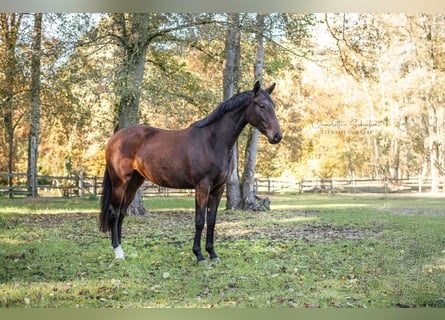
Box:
(210, 106), (248, 148)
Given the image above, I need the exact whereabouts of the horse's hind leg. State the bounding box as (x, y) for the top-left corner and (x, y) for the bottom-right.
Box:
(113, 171), (145, 260)
(112, 215), (125, 259)
(109, 183), (126, 259)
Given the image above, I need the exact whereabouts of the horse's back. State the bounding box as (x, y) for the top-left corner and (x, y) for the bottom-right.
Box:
(109, 124), (162, 141)
(106, 124), (184, 152)
(105, 124), (197, 188)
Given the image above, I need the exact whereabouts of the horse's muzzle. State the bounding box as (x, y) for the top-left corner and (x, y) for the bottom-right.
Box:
(269, 132), (282, 144)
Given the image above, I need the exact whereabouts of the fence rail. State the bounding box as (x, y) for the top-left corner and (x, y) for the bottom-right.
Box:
(0, 173), (99, 198)
(1, 172), (445, 198)
(255, 177), (445, 194)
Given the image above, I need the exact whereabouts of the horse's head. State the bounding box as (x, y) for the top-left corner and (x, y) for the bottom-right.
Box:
(246, 81), (282, 144)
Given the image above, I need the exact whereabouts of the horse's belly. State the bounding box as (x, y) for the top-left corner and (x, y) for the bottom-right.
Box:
(152, 176), (195, 189)
(138, 165), (195, 189)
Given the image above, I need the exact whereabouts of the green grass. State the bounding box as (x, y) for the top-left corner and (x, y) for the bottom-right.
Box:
(0, 193), (444, 307)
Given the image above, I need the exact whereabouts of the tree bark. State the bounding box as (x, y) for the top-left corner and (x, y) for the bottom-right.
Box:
(224, 13), (242, 210)
(241, 126), (262, 210)
(113, 13), (150, 130)
(241, 13), (268, 211)
(27, 13), (42, 198)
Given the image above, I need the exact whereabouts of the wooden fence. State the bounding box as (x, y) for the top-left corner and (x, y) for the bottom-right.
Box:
(255, 177), (445, 194)
(0, 173), (194, 198)
(1, 172), (445, 198)
(0, 173), (99, 198)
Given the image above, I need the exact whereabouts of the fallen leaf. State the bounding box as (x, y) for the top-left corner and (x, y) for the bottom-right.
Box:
(271, 273), (280, 278)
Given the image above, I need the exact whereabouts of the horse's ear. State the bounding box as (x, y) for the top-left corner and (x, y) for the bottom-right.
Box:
(265, 83), (276, 94)
(253, 81), (261, 96)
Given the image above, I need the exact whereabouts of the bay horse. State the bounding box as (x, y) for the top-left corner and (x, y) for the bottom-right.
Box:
(99, 81), (282, 263)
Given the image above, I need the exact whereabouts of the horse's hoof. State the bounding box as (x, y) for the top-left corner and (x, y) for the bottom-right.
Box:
(113, 245), (125, 260)
(198, 259), (208, 265)
(211, 257), (221, 263)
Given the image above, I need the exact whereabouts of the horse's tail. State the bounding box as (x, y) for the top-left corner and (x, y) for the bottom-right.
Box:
(99, 167), (113, 232)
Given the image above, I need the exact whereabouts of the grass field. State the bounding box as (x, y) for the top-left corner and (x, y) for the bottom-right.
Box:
(0, 193), (444, 307)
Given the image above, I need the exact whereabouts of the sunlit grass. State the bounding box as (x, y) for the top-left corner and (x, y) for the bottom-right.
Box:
(272, 202), (374, 210)
(0, 197), (100, 214)
(270, 192), (445, 211)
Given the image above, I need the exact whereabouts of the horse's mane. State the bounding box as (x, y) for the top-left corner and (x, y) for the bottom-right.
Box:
(191, 90), (253, 128)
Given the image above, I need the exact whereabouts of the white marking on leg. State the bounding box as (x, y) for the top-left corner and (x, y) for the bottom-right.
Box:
(114, 245), (125, 260)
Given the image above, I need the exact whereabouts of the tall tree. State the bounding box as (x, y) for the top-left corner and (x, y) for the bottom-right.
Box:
(27, 13), (42, 197)
(0, 13), (24, 198)
(224, 13), (242, 210)
(404, 14), (445, 191)
(241, 13), (267, 210)
(325, 13), (387, 179)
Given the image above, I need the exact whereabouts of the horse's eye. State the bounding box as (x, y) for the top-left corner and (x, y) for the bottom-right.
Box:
(258, 103), (265, 109)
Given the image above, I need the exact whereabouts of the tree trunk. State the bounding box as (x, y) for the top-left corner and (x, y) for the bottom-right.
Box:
(429, 103), (441, 193)
(113, 14), (150, 130)
(224, 13), (242, 210)
(241, 126), (261, 210)
(430, 144), (440, 193)
(0, 14), (23, 198)
(4, 35), (15, 199)
(241, 13), (268, 211)
(113, 13), (151, 215)
(27, 13), (42, 198)
(390, 139), (400, 181)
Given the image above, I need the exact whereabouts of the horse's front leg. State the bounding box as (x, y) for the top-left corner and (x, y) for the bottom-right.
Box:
(192, 181), (210, 263)
(205, 185), (225, 262)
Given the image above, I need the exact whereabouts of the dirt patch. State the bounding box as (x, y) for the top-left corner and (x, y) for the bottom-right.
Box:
(215, 210), (382, 243)
(218, 222), (382, 244)
(9, 210), (382, 245)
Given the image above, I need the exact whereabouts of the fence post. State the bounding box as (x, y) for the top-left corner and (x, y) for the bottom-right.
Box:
(93, 176), (97, 197)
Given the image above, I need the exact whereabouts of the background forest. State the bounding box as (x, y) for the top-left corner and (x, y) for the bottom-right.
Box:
(1, 13), (445, 192)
